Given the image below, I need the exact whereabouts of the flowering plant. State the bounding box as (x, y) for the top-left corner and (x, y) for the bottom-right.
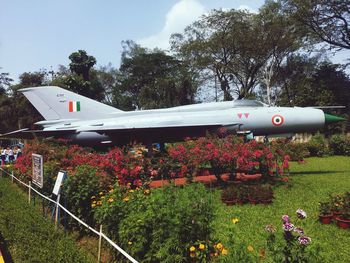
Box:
(188, 240), (227, 262)
(265, 209), (321, 262)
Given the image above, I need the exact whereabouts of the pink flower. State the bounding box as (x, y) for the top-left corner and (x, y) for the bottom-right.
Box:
(282, 214), (290, 223)
(282, 222), (294, 232)
(296, 209), (307, 219)
(298, 236), (311, 245)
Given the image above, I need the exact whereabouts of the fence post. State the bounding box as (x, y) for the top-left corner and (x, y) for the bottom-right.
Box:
(55, 193), (61, 229)
(98, 225), (103, 263)
(28, 181), (31, 204)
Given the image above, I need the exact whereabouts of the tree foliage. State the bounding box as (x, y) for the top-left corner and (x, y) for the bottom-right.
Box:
(171, 4), (301, 100)
(115, 41), (197, 109)
(281, 0), (350, 50)
(0, 71), (46, 132)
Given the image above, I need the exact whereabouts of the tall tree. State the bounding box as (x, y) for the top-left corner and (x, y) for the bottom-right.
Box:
(115, 41), (197, 109)
(69, 50), (96, 81)
(65, 50), (105, 101)
(0, 69), (13, 96)
(171, 6), (301, 100)
(281, 0), (350, 50)
(0, 71), (46, 132)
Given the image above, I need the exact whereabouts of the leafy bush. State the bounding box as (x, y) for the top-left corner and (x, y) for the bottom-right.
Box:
(305, 133), (329, 157)
(63, 165), (105, 231)
(0, 177), (92, 263)
(329, 134), (350, 156)
(94, 183), (217, 262)
(270, 139), (309, 161)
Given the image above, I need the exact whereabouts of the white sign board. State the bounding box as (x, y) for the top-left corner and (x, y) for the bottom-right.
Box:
(32, 153), (43, 188)
(53, 171), (66, 195)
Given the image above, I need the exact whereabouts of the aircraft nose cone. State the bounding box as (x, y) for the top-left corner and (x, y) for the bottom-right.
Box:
(324, 113), (347, 123)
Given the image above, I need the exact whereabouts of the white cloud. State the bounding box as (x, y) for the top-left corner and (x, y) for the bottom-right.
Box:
(237, 5), (258, 13)
(138, 0), (205, 50)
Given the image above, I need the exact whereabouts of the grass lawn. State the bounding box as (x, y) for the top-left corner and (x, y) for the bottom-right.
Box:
(0, 176), (94, 263)
(214, 156), (350, 262)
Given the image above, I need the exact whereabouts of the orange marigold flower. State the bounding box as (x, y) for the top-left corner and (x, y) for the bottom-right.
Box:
(108, 198), (114, 203)
(189, 252), (196, 258)
(123, 197), (130, 202)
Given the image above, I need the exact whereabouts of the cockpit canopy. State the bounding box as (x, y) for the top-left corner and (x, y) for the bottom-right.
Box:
(231, 100), (266, 107)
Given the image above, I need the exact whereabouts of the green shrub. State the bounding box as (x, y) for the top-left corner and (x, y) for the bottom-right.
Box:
(42, 160), (61, 196)
(270, 139), (309, 161)
(305, 133), (329, 157)
(329, 134), (350, 156)
(63, 165), (104, 231)
(95, 184), (217, 262)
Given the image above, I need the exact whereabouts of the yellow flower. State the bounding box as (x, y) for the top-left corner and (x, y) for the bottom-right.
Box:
(221, 248), (228, 255)
(109, 189), (114, 193)
(123, 197), (130, 202)
(129, 189), (134, 193)
(91, 204), (96, 208)
(108, 198), (114, 203)
(214, 252), (218, 257)
(99, 192), (103, 196)
(189, 246), (196, 252)
(232, 218), (239, 224)
(189, 252), (196, 258)
(128, 241), (132, 245)
(216, 243), (223, 250)
(144, 189), (150, 194)
(97, 201), (102, 205)
(101, 196), (105, 199)
(247, 245), (254, 252)
(199, 243), (205, 250)
(91, 196), (96, 199)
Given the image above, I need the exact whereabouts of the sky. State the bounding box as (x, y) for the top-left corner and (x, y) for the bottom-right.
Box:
(1, 0), (349, 83)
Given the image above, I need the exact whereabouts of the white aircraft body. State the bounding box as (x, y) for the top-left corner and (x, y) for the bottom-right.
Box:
(1, 86), (345, 146)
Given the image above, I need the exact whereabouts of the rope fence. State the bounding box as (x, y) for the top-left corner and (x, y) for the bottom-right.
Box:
(0, 167), (138, 263)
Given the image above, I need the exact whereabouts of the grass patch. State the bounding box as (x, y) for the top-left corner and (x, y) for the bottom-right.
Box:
(0, 176), (94, 263)
(214, 156), (350, 262)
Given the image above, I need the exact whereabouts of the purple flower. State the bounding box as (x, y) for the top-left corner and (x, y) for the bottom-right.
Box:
(265, 224), (276, 233)
(298, 236), (311, 245)
(282, 214), (290, 223)
(293, 227), (304, 235)
(282, 222), (294, 232)
(296, 209), (307, 219)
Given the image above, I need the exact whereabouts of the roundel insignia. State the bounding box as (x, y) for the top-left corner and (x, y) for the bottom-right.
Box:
(272, 114), (284, 126)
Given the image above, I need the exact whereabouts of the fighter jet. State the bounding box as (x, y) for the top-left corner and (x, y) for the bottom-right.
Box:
(0, 86), (346, 146)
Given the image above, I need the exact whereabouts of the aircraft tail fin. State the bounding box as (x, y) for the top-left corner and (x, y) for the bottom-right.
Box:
(19, 86), (122, 121)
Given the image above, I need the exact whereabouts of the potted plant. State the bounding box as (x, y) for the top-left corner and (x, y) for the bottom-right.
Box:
(335, 207), (350, 229)
(330, 194), (344, 220)
(318, 201), (333, 224)
(221, 185), (240, 205)
(335, 193), (350, 229)
(258, 184), (274, 204)
(246, 185), (257, 204)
